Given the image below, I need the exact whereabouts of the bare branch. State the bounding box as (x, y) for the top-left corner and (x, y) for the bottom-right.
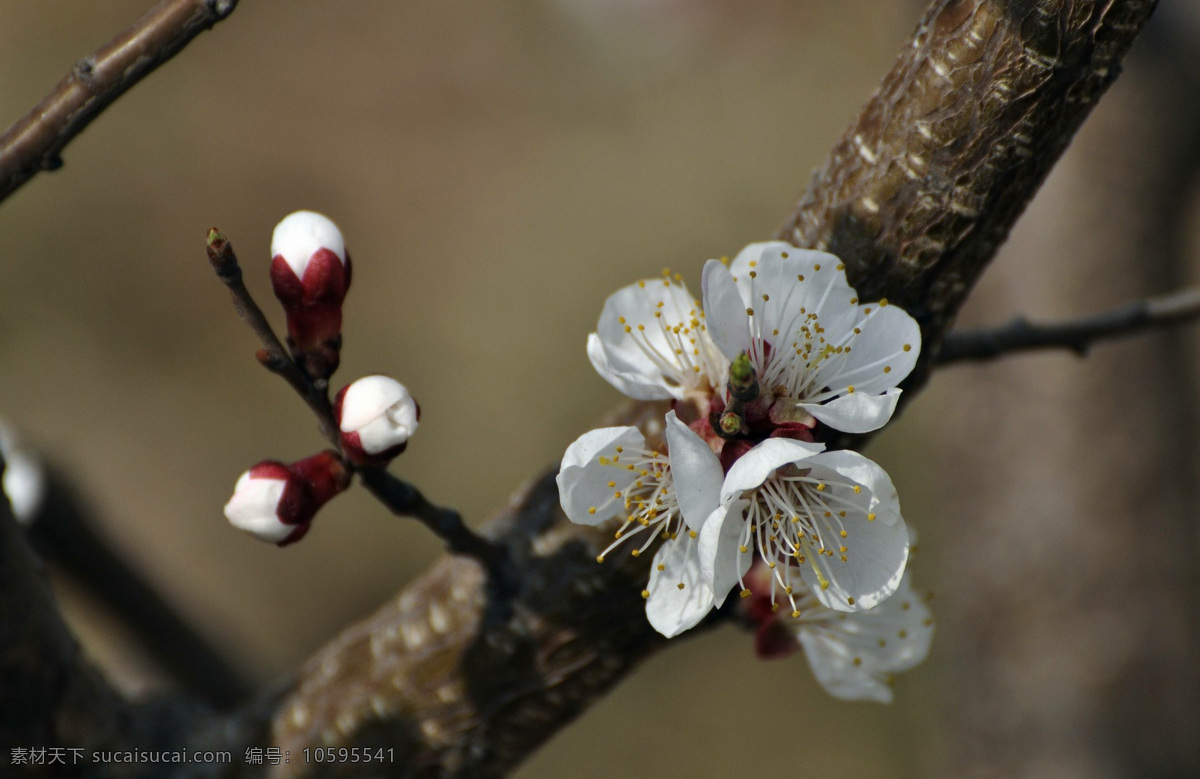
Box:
(205, 229), (517, 589)
(938, 286), (1200, 364)
(0, 0), (239, 205)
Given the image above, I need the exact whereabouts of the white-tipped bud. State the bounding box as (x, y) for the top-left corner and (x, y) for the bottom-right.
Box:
(336, 376), (419, 464)
(0, 422), (46, 525)
(224, 469), (295, 545)
(270, 210), (346, 278)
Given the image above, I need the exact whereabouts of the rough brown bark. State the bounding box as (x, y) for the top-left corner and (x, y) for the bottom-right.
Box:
(245, 2), (1159, 776)
(777, 0), (1158, 418)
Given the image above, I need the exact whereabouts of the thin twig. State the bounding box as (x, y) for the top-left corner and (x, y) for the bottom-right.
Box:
(206, 228), (340, 445)
(937, 286), (1200, 365)
(205, 228), (517, 590)
(0, 0), (239, 205)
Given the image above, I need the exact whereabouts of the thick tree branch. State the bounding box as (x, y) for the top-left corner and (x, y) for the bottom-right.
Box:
(777, 0), (1159, 430)
(938, 286), (1200, 364)
(0, 0), (239, 205)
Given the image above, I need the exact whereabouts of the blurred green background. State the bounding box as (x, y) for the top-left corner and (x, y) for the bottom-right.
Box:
(2, 2), (1199, 776)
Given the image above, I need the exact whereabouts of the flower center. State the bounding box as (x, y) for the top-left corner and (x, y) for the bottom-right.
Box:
(736, 466), (865, 617)
(592, 447), (691, 564)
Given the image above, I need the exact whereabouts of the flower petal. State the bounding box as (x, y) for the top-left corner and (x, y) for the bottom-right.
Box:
(798, 571), (934, 701)
(701, 259), (750, 362)
(729, 243), (860, 349)
(797, 452), (909, 611)
(587, 334), (676, 400)
(556, 426), (646, 526)
(799, 388), (900, 435)
(645, 537), (715, 638)
(590, 278), (721, 400)
(664, 410), (723, 530)
(698, 500), (752, 607)
(720, 437), (824, 500)
(823, 304), (921, 395)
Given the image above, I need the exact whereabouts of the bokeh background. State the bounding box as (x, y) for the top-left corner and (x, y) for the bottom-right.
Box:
(2, 2), (1199, 776)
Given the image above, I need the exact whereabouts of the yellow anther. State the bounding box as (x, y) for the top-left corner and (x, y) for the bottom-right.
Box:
(898, 630), (907, 638)
(762, 293), (769, 302)
(850, 297), (858, 304)
(847, 597), (856, 605)
(677, 582), (685, 590)
(740, 589), (753, 599)
(880, 298), (889, 306)
(746, 307), (754, 316)
(624, 325), (631, 333)
(852, 485), (861, 494)
(771, 603), (779, 613)
(588, 507), (597, 515)
(767, 562), (776, 569)
(847, 385), (855, 393)
(840, 530), (847, 538)
(816, 483), (826, 492)
(836, 263), (845, 270)
(839, 546), (847, 553)
(883, 366), (892, 373)
(867, 513), (876, 521)
(814, 263), (821, 271)
(688, 529), (697, 538)
(631, 549), (640, 558)
(596, 555), (605, 563)
(852, 657), (862, 667)
(641, 589), (650, 599)
(607, 481), (616, 488)
(615, 446), (623, 453)
(797, 274), (805, 282)
(903, 343), (912, 352)
(791, 610), (801, 618)
(749, 270), (757, 279)
(739, 545), (748, 553)
(638, 280), (646, 288)
(878, 638), (886, 647)
(657, 564), (665, 571)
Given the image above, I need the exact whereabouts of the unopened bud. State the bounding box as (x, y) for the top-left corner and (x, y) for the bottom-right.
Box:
(224, 450), (348, 546)
(728, 351), (758, 401)
(719, 411), (744, 436)
(335, 376), (420, 465)
(269, 211), (352, 380)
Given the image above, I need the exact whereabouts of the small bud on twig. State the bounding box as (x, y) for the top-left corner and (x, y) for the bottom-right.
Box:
(269, 211), (352, 381)
(334, 376), (420, 466)
(224, 450), (349, 546)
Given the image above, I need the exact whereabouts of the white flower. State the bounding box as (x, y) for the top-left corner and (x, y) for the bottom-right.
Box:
(557, 410), (724, 637)
(795, 571), (933, 703)
(699, 437), (908, 613)
(336, 376), (419, 463)
(586, 273), (728, 402)
(271, 210), (347, 278)
(0, 421), (45, 525)
(701, 241), (920, 434)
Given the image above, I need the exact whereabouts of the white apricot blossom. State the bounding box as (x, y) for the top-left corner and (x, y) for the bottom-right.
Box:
(795, 571), (933, 703)
(557, 411), (723, 637)
(699, 437), (908, 614)
(587, 272), (728, 402)
(701, 241), (920, 434)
